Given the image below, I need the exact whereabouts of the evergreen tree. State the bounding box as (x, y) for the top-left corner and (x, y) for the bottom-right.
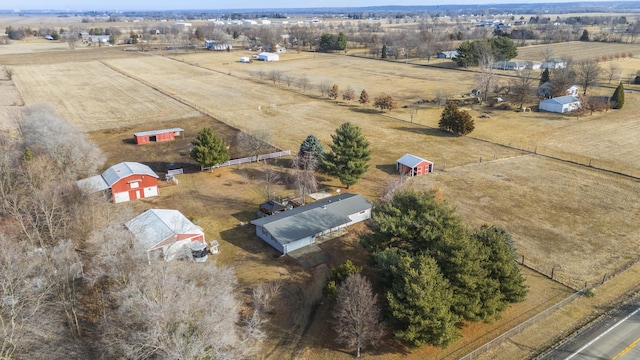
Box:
(321, 122), (371, 189)
(337, 32), (348, 51)
(298, 134), (325, 164)
(190, 127), (230, 172)
(439, 102), (475, 135)
(381, 44), (387, 59)
(472, 225), (528, 304)
(324, 259), (363, 299)
(579, 29), (590, 41)
(540, 67), (550, 85)
(611, 82), (625, 109)
(386, 254), (460, 348)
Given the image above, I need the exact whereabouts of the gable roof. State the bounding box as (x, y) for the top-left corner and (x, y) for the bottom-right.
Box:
(251, 193), (371, 246)
(76, 162), (158, 193)
(397, 153), (431, 168)
(126, 209), (204, 250)
(101, 162), (158, 186)
(542, 95), (580, 105)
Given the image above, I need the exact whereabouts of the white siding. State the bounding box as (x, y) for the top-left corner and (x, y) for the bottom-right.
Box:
(114, 191), (130, 203)
(143, 186), (158, 198)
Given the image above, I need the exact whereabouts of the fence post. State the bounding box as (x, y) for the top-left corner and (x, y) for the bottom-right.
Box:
(521, 255), (525, 265)
(602, 273), (607, 284)
(551, 266), (555, 280)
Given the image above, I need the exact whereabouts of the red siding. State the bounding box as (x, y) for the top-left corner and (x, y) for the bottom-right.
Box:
(110, 174), (158, 202)
(134, 132), (177, 145)
(398, 161), (434, 176)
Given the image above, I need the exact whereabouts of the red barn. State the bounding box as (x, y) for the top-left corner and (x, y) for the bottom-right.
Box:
(396, 153), (434, 177)
(77, 162), (159, 203)
(134, 128), (184, 145)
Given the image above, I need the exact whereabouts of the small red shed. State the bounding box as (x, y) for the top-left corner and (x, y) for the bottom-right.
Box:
(134, 128), (184, 145)
(77, 162), (160, 203)
(396, 153), (434, 177)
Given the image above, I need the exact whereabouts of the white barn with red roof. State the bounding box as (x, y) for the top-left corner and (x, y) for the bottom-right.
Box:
(77, 162), (159, 203)
(396, 154), (434, 177)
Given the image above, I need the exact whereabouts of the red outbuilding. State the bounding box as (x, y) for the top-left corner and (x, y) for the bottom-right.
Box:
(134, 128), (184, 145)
(77, 162), (160, 203)
(396, 153), (434, 177)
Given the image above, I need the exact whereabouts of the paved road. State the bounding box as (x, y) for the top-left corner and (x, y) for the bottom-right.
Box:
(541, 298), (640, 360)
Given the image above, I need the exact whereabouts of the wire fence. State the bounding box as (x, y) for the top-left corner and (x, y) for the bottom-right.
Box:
(458, 289), (586, 360)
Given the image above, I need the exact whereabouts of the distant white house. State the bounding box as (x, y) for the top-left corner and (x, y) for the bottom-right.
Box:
(250, 193), (371, 255)
(541, 59), (567, 69)
(437, 50), (459, 59)
(126, 209), (208, 262)
(539, 95), (581, 113)
(524, 61), (542, 70)
(257, 52), (279, 61)
(538, 83), (580, 98)
(492, 61), (527, 70)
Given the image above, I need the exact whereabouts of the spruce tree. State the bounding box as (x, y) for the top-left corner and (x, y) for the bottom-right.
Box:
(190, 127), (230, 172)
(386, 254), (460, 348)
(381, 44), (387, 59)
(540, 67), (550, 85)
(473, 225), (528, 304)
(298, 134), (325, 163)
(321, 122), (371, 189)
(439, 102), (475, 135)
(611, 82), (625, 109)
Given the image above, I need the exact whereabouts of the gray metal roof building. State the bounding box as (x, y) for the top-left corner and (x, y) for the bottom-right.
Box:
(251, 193), (372, 254)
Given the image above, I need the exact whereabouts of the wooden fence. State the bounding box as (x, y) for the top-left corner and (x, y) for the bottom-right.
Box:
(201, 150), (291, 171)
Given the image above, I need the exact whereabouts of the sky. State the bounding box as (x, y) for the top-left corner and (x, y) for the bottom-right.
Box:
(0, 0), (626, 11)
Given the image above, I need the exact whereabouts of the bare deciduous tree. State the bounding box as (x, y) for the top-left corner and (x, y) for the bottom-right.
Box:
(342, 86), (355, 102)
(256, 167), (282, 201)
(434, 89), (449, 107)
(252, 279), (283, 313)
(318, 81), (331, 96)
(297, 75), (311, 92)
(236, 126), (273, 158)
(475, 63), (496, 104)
(333, 274), (384, 358)
(289, 153), (318, 202)
(576, 59), (602, 95)
(268, 69), (282, 84)
(510, 68), (536, 110)
(20, 104), (105, 179)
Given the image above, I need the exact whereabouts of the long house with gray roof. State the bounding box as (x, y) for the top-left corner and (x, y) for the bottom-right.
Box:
(250, 193), (372, 254)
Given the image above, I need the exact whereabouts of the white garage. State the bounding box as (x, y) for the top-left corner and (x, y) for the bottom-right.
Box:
(257, 52), (279, 62)
(539, 95), (581, 114)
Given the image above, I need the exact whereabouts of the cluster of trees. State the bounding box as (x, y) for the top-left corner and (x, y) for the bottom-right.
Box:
(362, 190), (528, 347)
(5, 26), (29, 40)
(454, 37), (518, 67)
(318, 32), (348, 52)
(0, 105), (264, 359)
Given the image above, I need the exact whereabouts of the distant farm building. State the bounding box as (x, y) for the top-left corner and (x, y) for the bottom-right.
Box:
(77, 162), (159, 203)
(133, 128), (184, 145)
(205, 40), (232, 51)
(240, 56), (252, 63)
(251, 193), (371, 255)
(492, 61), (527, 71)
(539, 95), (581, 113)
(126, 209), (208, 262)
(396, 153), (434, 177)
(541, 59), (567, 69)
(257, 52), (279, 61)
(437, 50), (459, 59)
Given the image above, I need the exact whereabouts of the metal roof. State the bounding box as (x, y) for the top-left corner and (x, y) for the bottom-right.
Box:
(542, 95), (580, 105)
(101, 162), (158, 187)
(251, 193), (371, 246)
(133, 128), (184, 137)
(397, 153), (432, 168)
(125, 209), (204, 250)
(76, 175), (109, 192)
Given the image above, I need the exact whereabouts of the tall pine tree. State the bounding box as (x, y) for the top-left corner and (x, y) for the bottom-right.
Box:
(190, 127), (230, 172)
(321, 122), (371, 189)
(540, 67), (550, 85)
(611, 82), (625, 109)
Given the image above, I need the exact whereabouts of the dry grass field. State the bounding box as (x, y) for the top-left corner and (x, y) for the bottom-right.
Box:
(1, 28), (640, 359)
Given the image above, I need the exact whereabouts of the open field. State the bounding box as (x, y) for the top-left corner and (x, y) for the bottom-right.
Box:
(2, 33), (640, 359)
